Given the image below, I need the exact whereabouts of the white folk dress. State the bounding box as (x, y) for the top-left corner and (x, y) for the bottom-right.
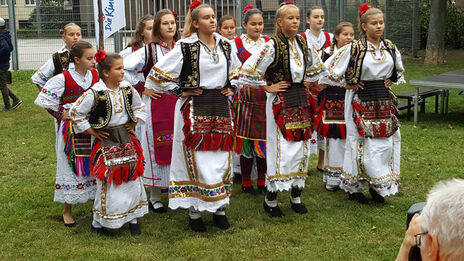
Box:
(146, 33), (241, 213)
(34, 67), (97, 204)
(320, 40), (405, 197)
(124, 42), (173, 189)
(239, 37), (327, 192)
(31, 46), (71, 88)
(70, 80), (148, 229)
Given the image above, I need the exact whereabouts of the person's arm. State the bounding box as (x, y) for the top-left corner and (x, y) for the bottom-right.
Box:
(31, 58), (55, 88)
(34, 74), (66, 118)
(396, 214), (421, 261)
(123, 47), (146, 85)
(319, 43), (353, 88)
(69, 89), (95, 134)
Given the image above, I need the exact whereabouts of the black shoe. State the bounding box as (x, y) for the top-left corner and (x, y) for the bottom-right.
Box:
(317, 166), (324, 173)
(257, 185), (266, 194)
(290, 201), (308, 214)
(241, 186), (256, 195)
(234, 173), (242, 182)
(213, 214), (230, 230)
(149, 201), (167, 213)
(348, 192), (369, 204)
(1, 107), (10, 112)
(263, 201), (283, 218)
(129, 223), (141, 235)
(369, 187), (385, 203)
(189, 217), (206, 232)
(91, 225), (112, 236)
(11, 100), (22, 110)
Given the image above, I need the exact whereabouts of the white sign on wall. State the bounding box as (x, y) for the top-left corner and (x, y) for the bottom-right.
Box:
(94, 0), (126, 43)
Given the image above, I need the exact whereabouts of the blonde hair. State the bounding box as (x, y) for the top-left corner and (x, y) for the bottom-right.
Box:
(183, 4), (213, 38)
(59, 23), (81, 36)
(358, 7), (383, 36)
(274, 4), (299, 36)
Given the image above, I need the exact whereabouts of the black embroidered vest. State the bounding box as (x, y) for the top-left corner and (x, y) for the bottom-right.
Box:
(88, 86), (137, 129)
(346, 38), (398, 85)
(52, 51), (70, 76)
(179, 39), (232, 89)
(265, 33), (309, 85)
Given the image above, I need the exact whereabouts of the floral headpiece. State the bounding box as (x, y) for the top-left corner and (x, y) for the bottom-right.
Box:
(95, 49), (107, 63)
(243, 5), (253, 14)
(190, 0), (203, 11)
(359, 3), (370, 16)
(280, 1), (295, 6)
(172, 11), (178, 20)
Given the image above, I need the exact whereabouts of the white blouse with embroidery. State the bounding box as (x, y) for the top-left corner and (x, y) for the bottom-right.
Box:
(231, 34), (269, 56)
(320, 40), (405, 87)
(34, 66), (95, 111)
(303, 29), (334, 51)
(123, 43), (171, 85)
(238, 36), (326, 87)
(70, 80), (147, 134)
(31, 46), (75, 87)
(145, 33), (242, 92)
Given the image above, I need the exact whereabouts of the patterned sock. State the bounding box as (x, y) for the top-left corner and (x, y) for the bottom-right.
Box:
(290, 196), (301, 204)
(256, 157), (267, 186)
(189, 208), (202, 219)
(240, 156), (253, 187)
(215, 208), (226, 216)
(265, 197), (278, 208)
(291, 187), (302, 198)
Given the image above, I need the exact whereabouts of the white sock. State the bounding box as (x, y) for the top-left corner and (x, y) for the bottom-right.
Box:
(265, 197), (278, 207)
(215, 208), (226, 216)
(189, 208), (202, 219)
(129, 218), (137, 224)
(290, 196), (301, 204)
(92, 220), (102, 228)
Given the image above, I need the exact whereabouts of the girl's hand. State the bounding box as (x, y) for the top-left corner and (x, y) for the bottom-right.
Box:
(345, 82), (364, 91)
(61, 109), (70, 120)
(143, 88), (163, 100)
(181, 88), (203, 98)
(385, 79), (393, 88)
(264, 81), (289, 94)
(125, 121), (138, 133)
(220, 87), (234, 97)
(86, 128), (109, 140)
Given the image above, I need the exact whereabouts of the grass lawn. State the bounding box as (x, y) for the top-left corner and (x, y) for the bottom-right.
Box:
(1, 58), (463, 260)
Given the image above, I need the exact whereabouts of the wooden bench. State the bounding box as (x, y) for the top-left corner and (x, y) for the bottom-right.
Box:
(395, 89), (443, 121)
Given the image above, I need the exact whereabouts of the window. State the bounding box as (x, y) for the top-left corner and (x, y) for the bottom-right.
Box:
(25, 0), (35, 6)
(0, 0), (7, 7)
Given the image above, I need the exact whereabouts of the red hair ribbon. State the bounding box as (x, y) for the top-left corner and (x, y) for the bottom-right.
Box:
(359, 3), (370, 16)
(95, 49), (107, 63)
(189, 0), (202, 11)
(243, 5), (253, 14)
(284, 1), (295, 5)
(172, 11), (178, 20)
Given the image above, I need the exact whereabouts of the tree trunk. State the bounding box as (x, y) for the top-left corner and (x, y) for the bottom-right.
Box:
(424, 0), (447, 65)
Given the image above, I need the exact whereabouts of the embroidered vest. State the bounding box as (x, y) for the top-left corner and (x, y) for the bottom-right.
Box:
(143, 43), (158, 78)
(52, 51), (70, 76)
(88, 86), (137, 129)
(60, 68), (98, 104)
(265, 33), (309, 85)
(179, 39), (232, 89)
(235, 36), (270, 64)
(346, 38), (398, 85)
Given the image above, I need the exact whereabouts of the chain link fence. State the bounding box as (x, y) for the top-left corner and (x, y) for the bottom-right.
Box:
(1, 0), (419, 70)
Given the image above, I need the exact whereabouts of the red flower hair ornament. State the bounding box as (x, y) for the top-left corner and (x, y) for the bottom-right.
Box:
(172, 11), (178, 20)
(243, 5), (254, 14)
(190, 0), (203, 11)
(359, 3), (370, 16)
(95, 49), (107, 63)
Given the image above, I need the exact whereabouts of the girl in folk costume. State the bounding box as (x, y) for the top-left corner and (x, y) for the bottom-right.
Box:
(119, 15), (155, 59)
(320, 4), (404, 204)
(301, 7), (334, 171)
(232, 5), (269, 195)
(315, 22), (354, 191)
(70, 51), (148, 235)
(34, 41), (98, 227)
(218, 15), (237, 41)
(147, 1), (241, 232)
(239, 2), (327, 217)
(31, 23), (82, 91)
(125, 10), (180, 213)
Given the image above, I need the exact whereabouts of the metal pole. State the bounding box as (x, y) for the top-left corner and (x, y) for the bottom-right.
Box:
(36, 0), (42, 38)
(98, 0), (104, 49)
(412, 0), (417, 57)
(7, 0), (18, 70)
(236, 0), (242, 35)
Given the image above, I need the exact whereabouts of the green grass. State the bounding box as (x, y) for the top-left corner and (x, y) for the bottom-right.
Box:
(1, 59), (464, 260)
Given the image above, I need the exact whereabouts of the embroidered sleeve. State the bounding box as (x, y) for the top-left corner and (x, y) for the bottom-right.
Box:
(145, 45), (183, 92)
(130, 86), (147, 124)
(319, 44), (351, 87)
(305, 44), (329, 82)
(229, 48), (242, 87)
(123, 47), (146, 85)
(238, 41), (275, 87)
(393, 47), (406, 85)
(167, 87), (182, 98)
(34, 74), (65, 111)
(119, 47), (133, 59)
(31, 58), (55, 87)
(70, 90), (95, 133)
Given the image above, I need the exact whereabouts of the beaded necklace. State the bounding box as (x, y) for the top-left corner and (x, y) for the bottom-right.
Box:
(288, 39), (302, 67)
(109, 88), (124, 113)
(368, 42), (387, 63)
(198, 39), (219, 64)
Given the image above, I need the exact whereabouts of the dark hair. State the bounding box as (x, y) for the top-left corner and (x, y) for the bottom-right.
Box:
(127, 15), (155, 49)
(69, 40), (94, 63)
(219, 15), (236, 29)
(243, 8), (263, 24)
(329, 22), (354, 54)
(96, 53), (122, 80)
(305, 6), (324, 29)
(152, 9), (180, 44)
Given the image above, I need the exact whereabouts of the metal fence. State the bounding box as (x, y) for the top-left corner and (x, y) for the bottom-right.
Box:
(1, 0), (419, 70)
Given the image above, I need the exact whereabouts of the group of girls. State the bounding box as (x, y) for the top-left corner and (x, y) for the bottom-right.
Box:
(32, 1), (404, 234)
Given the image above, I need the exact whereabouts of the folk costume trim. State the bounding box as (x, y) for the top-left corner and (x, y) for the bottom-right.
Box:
(52, 51), (70, 76)
(60, 68), (98, 104)
(315, 86), (347, 139)
(235, 35), (270, 64)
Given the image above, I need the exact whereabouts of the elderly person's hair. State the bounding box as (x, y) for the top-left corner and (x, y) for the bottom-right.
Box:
(420, 178), (464, 256)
